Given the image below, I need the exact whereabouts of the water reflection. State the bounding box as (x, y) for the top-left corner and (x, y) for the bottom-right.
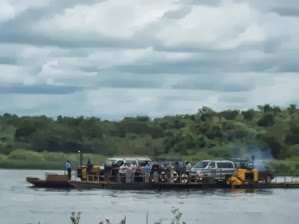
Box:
(0, 169), (299, 224)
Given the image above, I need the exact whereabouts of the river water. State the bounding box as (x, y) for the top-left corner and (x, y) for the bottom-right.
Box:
(1, 169), (299, 224)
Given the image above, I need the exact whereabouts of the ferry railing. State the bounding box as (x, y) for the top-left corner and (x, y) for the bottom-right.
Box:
(109, 170), (208, 184)
(80, 168), (235, 184)
(82, 168), (299, 185)
(85, 174), (103, 182)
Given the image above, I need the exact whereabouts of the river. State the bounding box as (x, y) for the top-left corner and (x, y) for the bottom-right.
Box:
(1, 169), (299, 224)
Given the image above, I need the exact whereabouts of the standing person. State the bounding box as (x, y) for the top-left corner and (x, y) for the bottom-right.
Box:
(86, 159), (93, 174)
(135, 163), (143, 182)
(130, 161), (137, 182)
(119, 162), (129, 183)
(111, 163), (119, 182)
(143, 161), (152, 182)
(104, 161), (112, 181)
(65, 160), (72, 180)
(144, 161), (152, 175)
(185, 161), (192, 175)
(86, 159), (93, 181)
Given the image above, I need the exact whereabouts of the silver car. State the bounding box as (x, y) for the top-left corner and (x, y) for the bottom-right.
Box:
(190, 160), (235, 181)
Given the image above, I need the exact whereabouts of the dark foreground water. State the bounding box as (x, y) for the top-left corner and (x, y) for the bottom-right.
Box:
(1, 169), (299, 224)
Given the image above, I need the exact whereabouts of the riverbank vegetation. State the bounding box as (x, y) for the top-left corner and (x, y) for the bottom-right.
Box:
(68, 207), (185, 224)
(0, 104), (298, 175)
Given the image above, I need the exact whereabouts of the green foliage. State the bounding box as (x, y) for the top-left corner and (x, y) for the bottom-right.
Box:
(207, 146), (232, 158)
(8, 149), (44, 161)
(285, 121), (299, 145)
(256, 134), (285, 158)
(268, 160), (291, 175)
(0, 154), (6, 160)
(257, 114), (275, 127)
(268, 160), (299, 176)
(41, 151), (68, 161)
(0, 151), (107, 169)
(68, 209), (185, 224)
(242, 109), (256, 121)
(0, 158), (64, 169)
(288, 145), (299, 157)
(219, 110), (239, 120)
(0, 104), (298, 168)
(70, 211), (81, 224)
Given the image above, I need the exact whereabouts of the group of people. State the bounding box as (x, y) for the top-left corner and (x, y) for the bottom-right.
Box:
(65, 159), (192, 182)
(109, 161), (146, 182)
(65, 159), (93, 180)
(112, 160), (192, 183)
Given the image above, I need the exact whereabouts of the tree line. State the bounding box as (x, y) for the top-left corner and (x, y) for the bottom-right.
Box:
(0, 104), (298, 160)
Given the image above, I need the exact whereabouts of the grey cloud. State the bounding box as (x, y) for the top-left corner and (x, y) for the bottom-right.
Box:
(114, 55), (268, 74)
(98, 77), (162, 89)
(218, 96), (247, 103)
(0, 84), (81, 94)
(271, 53), (299, 73)
(272, 7), (299, 17)
(0, 91), (91, 117)
(0, 0), (148, 49)
(153, 35), (286, 54)
(172, 78), (255, 92)
(0, 57), (16, 64)
(177, 0), (221, 7)
(163, 6), (192, 19)
(0, 27), (144, 49)
(249, 0), (299, 17)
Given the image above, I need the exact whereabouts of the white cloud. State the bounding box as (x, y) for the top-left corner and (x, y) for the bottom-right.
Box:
(0, 0), (298, 119)
(156, 2), (263, 50)
(36, 0), (178, 39)
(0, 64), (32, 84)
(0, 1), (15, 22)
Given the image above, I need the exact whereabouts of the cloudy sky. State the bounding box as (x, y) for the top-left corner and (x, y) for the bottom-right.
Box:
(0, 0), (299, 120)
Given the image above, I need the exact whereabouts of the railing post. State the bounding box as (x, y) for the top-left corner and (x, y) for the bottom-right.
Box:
(146, 211), (148, 224)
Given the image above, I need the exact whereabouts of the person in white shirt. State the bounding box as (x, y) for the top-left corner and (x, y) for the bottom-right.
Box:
(185, 161), (192, 175)
(119, 162), (129, 175)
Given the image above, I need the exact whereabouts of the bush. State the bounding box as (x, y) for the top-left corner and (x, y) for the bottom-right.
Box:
(7, 149), (44, 161)
(182, 151), (216, 164)
(289, 156), (299, 161)
(257, 114), (275, 127)
(268, 160), (292, 175)
(0, 154), (6, 160)
(207, 146), (232, 158)
(288, 145), (299, 157)
(0, 159), (63, 169)
(41, 151), (68, 161)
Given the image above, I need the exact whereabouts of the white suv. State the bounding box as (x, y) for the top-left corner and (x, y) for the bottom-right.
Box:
(190, 160), (235, 181)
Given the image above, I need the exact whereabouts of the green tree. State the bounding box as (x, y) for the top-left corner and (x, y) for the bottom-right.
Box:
(241, 109), (255, 121)
(257, 114), (275, 127)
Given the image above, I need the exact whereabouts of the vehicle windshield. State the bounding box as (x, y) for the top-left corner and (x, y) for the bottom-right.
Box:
(126, 160), (136, 164)
(193, 161), (209, 168)
(106, 159), (117, 165)
(137, 160), (147, 166)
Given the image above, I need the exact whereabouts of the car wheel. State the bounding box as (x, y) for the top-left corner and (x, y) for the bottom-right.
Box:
(265, 175), (272, 183)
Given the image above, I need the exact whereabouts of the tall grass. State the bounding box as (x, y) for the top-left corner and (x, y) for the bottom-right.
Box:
(157, 151), (218, 164)
(1, 149), (299, 176)
(69, 207), (185, 224)
(0, 149), (107, 170)
(268, 160), (299, 176)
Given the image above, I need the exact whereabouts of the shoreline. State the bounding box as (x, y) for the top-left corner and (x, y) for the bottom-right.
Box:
(1, 159), (299, 176)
